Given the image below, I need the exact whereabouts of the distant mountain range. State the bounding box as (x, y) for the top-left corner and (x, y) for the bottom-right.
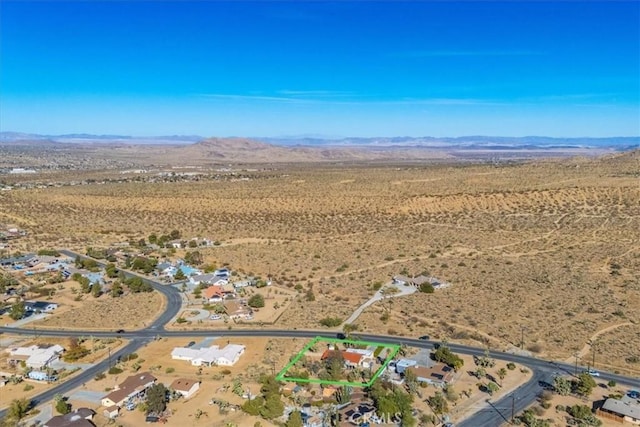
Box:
(1, 132), (638, 150)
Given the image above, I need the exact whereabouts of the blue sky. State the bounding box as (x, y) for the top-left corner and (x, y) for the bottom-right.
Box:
(1, 1), (638, 137)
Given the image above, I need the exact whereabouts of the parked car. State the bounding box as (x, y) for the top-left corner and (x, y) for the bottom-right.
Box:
(115, 329), (126, 334)
(186, 341), (196, 347)
(586, 369), (600, 377)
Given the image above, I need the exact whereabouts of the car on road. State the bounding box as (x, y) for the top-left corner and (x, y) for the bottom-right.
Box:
(585, 369), (600, 377)
(418, 335), (430, 340)
(336, 333), (346, 340)
(115, 329), (126, 334)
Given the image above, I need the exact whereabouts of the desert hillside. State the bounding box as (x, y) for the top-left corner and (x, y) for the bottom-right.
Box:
(0, 151), (638, 373)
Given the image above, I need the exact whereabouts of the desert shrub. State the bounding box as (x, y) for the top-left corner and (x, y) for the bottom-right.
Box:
(319, 317), (343, 327)
(108, 367), (123, 375)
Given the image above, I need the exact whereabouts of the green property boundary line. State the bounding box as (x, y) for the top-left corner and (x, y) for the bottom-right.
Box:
(276, 336), (400, 388)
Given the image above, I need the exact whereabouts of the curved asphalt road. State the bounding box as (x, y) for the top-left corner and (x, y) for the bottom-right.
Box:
(1, 250), (638, 426)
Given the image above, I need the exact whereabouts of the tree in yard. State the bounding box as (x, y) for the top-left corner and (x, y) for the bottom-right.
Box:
(146, 383), (168, 414)
(174, 269), (186, 281)
(248, 294), (265, 308)
(105, 263), (119, 278)
(574, 372), (597, 397)
(184, 251), (203, 266)
(212, 303), (227, 314)
(148, 233), (158, 244)
(259, 393), (284, 419)
(497, 367), (507, 386)
(6, 398), (31, 422)
(404, 368), (419, 395)
(91, 283), (102, 298)
(285, 410), (304, 427)
(419, 283), (434, 293)
(170, 229), (181, 240)
(110, 281), (124, 298)
(486, 382), (499, 395)
(325, 351), (344, 381)
(63, 338), (90, 362)
(474, 367), (486, 380)
(54, 395), (71, 414)
(232, 378), (243, 396)
(607, 380), (616, 388)
(432, 344), (464, 371)
(443, 385), (458, 403)
(553, 376), (572, 396)
(9, 301), (26, 320)
(428, 391), (448, 415)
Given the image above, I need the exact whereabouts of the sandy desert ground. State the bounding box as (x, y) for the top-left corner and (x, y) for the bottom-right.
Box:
(0, 151), (638, 373)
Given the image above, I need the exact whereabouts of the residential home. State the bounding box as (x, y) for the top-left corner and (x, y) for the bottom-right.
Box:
(101, 372), (157, 408)
(321, 349), (371, 369)
(170, 378), (201, 399)
(394, 359), (417, 374)
(7, 344), (65, 369)
(102, 406), (119, 419)
(190, 273), (228, 287)
(43, 408), (96, 427)
(171, 344), (245, 366)
(202, 286), (226, 303)
(0, 253), (36, 267)
(24, 301), (58, 313)
(232, 279), (255, 290)
(405, 363), (454, 386)
(224, 301), (253, 320)
(214, 268), (231, 279)
(598, 395), (640, 425)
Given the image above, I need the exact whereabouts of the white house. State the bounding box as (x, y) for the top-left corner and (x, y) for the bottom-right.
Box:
(170, 378), (200, 399)
(7, 344), (65, 369)
(171, 344), (245, 367)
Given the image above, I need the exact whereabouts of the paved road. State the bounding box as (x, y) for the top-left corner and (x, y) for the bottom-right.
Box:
(2, 250), (639, 426)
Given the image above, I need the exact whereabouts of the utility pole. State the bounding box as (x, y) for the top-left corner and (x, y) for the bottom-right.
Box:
(592, 341), (597, 370)
(520, 326), (527, 350)
(511, 394), (515, 424)
(108, 348), (111, 369)
(574, 352), (580, 376)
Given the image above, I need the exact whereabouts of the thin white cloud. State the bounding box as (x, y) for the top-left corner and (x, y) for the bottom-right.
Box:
(195, 93), (506, 106)
(277, 90), (355, 98)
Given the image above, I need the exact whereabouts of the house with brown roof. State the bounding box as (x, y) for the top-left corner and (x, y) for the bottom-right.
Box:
(44, 408), (95, 427)
(406, 363), (454, 386)
(101, 372), (157, 408)
(224, 300), (253, 320)
(170, 378), (200, 399)
(202, 285), (226, 302)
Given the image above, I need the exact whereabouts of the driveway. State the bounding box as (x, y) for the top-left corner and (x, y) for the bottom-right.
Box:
(343, 282), (417, 325)
(183, 309), (209, 322)
(68, 389), (105, 405)
(4, 313), (48, 328)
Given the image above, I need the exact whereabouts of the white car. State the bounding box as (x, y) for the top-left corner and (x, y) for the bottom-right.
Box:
(586, 369), (600, 377)
(209, 314), (222, 320)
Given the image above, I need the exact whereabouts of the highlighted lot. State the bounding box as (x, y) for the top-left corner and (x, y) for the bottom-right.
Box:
(276, 336), (400, 388)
